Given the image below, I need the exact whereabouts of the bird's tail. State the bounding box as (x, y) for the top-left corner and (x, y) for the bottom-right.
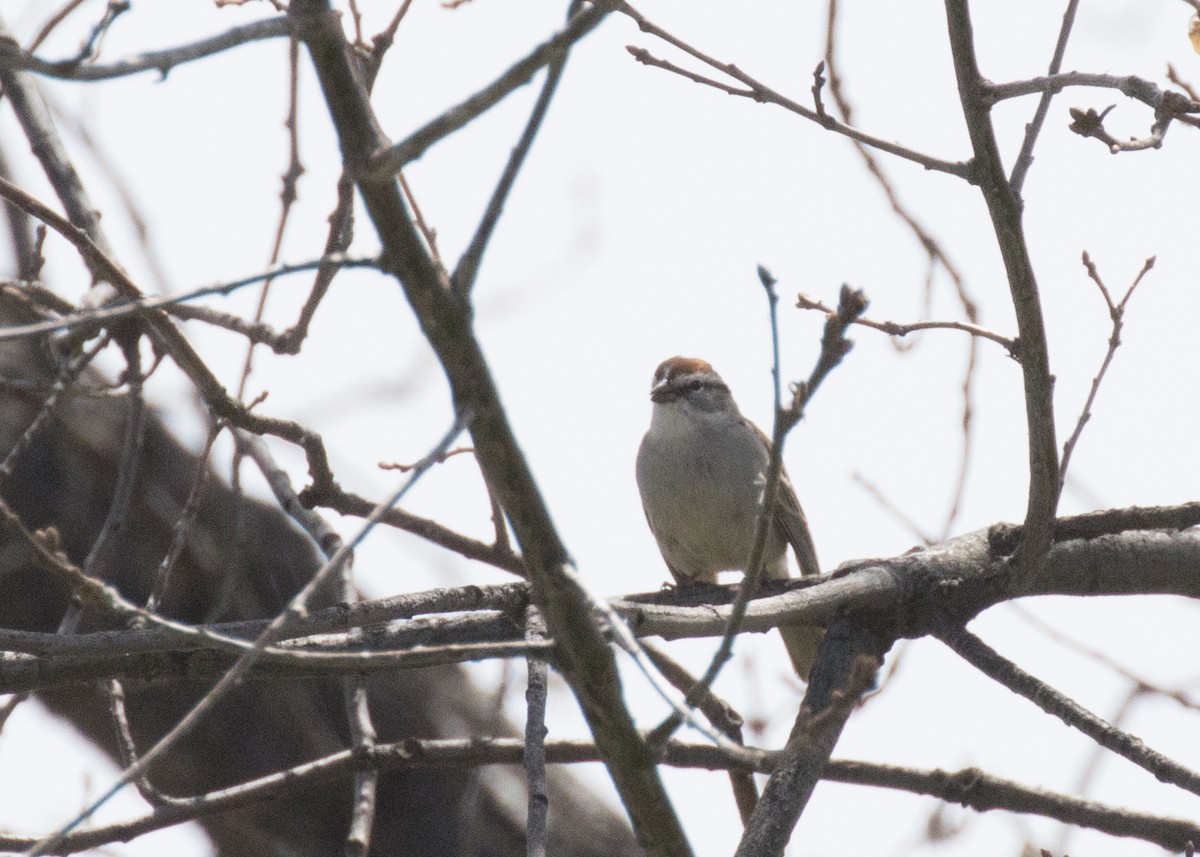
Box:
(779, 623), (825, 681)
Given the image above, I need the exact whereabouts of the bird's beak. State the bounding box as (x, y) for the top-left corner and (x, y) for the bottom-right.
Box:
(649, 379), (676, 404)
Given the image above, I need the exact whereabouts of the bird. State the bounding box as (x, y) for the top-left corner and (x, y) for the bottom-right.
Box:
(635, 355), (824, 679)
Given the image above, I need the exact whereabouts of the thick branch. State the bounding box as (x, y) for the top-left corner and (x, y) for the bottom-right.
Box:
(736, 629), (886, 855)
(8, 516), (1195, 685)
(943, 0), (1059, 570)
(288, 3), (689, 852)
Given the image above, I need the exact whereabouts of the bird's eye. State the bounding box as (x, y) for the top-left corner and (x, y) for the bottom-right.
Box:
(686, 380), (703, 391)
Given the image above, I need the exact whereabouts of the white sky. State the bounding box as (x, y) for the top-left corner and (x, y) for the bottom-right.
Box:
(3, 0), (1200, 855)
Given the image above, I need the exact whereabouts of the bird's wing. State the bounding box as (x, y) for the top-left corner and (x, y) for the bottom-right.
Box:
(773, 468), (821, 577)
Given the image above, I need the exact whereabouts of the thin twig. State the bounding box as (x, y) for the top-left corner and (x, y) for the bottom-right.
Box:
(937, 627), (1200, 799)
(336, 513), (378, 854)
(26, 0), (91, 53)
(616, 0), (970, 180)
(29, 410), (472, 855)
(1009, 0), (1082, 192)
(1058, 253), (1154, 489)
(642, 642), (759, 824)
(379, 446), (473, 471)
(5, 738), (1200, 853)
(989, 71), (1200, 109)
(363, 4), (609, 178)
(273, 172), (358, 354)
(343, 657), (378, 857)
(822, 0), (981, 538)
(0, 333), (110, 476)
(110, 415), (223, 807)
(79, 336), (146, 589)
(0, 255), (375, 344)
(524, 606), (550, 857)
(62, 0), (130, 65)
(8, 16), (293, 81)
(795, 291), (1016, 354)
(235, 35), (304, 404)
(238, 423), (380, 856)
(851, 472), (936, 546)
(453, 0), (584, 294)
(144, 419), (222, 614)
(555, 563), (757, 760)
(305, 481), (525, 574)
(397, 172), (448, 283)
(1012, 603), (1200, 713)
(1053, 685), (1141, 856)
(105, 679), (178, 807)
(1166, 64), (1199, 102)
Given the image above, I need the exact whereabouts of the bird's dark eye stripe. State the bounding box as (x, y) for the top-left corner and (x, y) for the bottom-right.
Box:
(664, 375), (721, 393)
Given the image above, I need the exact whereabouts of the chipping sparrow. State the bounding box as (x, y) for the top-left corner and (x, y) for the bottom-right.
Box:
(635, 356), (824, 679)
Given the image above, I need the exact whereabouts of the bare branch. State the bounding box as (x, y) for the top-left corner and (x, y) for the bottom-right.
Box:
(0, 254), (375, 345)
(944, 0), (1059, 572)
(29, 411), (472, 853)
(1014, 604), (1200, 713)
(821, 0), (981, 538)
(990, 71), (1200, 110)
(938, 628), (1200, 799)
(303, 481), (525, 573)
(0, 332), (109, 475)
(524, 606), (550, 857)
(1, 15), (292, 81)
(290, 1), (692, 849)
(1009, 0), (1083, 192)
(3, 738), (1197, 853)
(616, 0), (971, 179)
(453, 0), (585, 295)
(363, 4), (609, 178)
(850, 472), (936, 546)
(105, 679), (176, 807)
(1058, 254), (1154, 488)
(642, 642), (759, 824)
(79, 337), (146, 588)
(795, 291), (1016, 355)
(989, 72), (1200, 154)
(233, 34), (305, 404)
(736, 644), (883, 855)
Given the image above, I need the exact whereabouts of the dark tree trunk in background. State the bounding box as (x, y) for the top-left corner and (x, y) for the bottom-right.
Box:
(0, 291), (637, 856)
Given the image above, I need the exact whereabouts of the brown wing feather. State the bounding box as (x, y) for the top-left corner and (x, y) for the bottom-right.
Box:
(773, 465), (824, 680)
(773, 467), (820, 576)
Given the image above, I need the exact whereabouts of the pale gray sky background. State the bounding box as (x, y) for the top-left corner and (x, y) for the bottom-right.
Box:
(2, 0), (1199, 854)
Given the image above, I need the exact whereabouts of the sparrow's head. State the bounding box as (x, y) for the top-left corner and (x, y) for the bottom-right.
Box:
(648, 356), (735, 416)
